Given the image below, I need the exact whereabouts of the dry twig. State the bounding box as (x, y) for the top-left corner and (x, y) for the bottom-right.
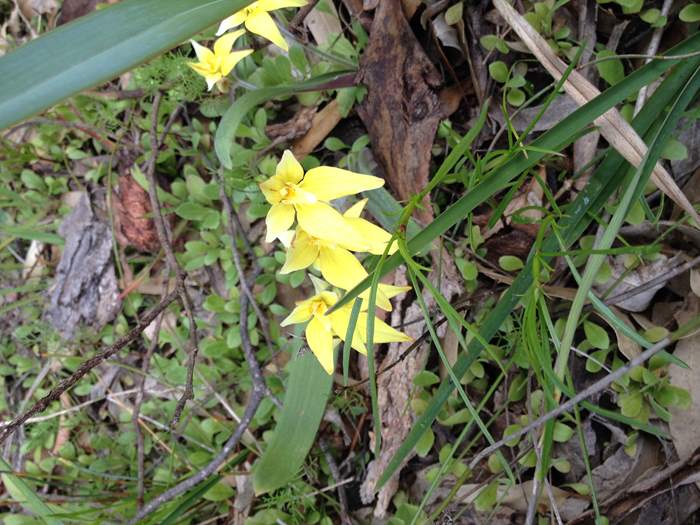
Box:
(128, 259), (267, 524)
(0, 287), (181, 446)
(467, 334), (675, 471)
(142, 93), (200, 427)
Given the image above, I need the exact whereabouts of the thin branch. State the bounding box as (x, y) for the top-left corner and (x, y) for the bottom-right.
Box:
(319, 438), (352, 525)
(143, 93), (200, 427)
(467, 334), (674, 471)
(604, 255), (700, 307)
(218, 171), (272, 349)
(0, 287), (181, 446)
(133, 310), (164, 509)
(128, 268), (267, 524)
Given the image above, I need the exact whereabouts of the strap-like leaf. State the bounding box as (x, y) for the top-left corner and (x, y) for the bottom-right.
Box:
(0, 0), (254, 129)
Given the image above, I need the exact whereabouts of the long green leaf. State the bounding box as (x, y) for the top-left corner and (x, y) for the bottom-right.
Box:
(375, 39), (700, 490)
(253, 351), (333, 495)
(330, 31), (700, 314)
(214, 71), (354, 168)
(0, 0), (254, 130)
(0, 457), (63, 525)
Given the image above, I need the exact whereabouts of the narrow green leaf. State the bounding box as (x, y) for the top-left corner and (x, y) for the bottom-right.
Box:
(374, 38), (700, 490)
(0, 0), (256, 130)
(0, 457), (63, 525)
(253, 352), (333, 495)
(0, 225), (64, 245)
(214, 71), (354, 168)
(342, 299), (362, 386)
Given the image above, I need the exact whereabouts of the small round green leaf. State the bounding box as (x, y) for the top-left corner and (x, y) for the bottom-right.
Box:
(499, 255), (524, 272)
(680, 3), (700, 22)
(488, 61), (509, 83)
(584, 320), (609, 350)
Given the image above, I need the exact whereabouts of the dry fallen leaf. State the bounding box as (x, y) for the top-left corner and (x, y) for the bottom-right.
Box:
(606, 307), (641, 360)
(356, 0), (454, 224)
(669, 297), (700, 489)
(113, 173), (161, 253)
(291, 101), (341, 159)
(493, 0), (700, 228)
(594, 254), (681, 312)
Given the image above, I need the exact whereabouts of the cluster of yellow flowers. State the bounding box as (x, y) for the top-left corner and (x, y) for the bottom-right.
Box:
(188, 0), (307, 91)
(260, 151), (411, 374)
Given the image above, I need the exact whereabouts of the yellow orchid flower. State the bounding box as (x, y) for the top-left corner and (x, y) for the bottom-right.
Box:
(281, 287), (411, 374)
(259, 150), (384, 245)
(189, 30), (253, 91)
(278, 227), (404, 310)
(216, 0), (308, 51)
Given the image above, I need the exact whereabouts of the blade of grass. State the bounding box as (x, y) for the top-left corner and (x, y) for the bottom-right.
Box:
(374, 45), (700, 490)
(0, 456), (63, 525)
(555, 63), (700, 385)
(342, 299), (362, 386)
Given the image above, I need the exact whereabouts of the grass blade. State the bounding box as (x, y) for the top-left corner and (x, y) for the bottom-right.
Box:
(0, 457), (63, 525)
(375, 42), (700, 490)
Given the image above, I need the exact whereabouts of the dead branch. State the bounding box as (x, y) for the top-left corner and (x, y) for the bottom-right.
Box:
(142, 92), (200, 427)
(128, 261), (267, 524)
(0, 286), (181, 446)
(467, 334), (675, 471)
(218, 171), (272, 349)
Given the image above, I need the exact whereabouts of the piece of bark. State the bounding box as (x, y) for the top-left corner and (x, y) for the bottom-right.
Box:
(360, 268), (430, 517)
(113, 173), (160, 253)
(291, 101), (342, 159)
(356, 0), (451, 225)
(45, 193), (121, 339)
(266, 105), (317, 142)
(57, 0), (99, 24)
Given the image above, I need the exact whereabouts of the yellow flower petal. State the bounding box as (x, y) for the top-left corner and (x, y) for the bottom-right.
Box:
(295, 203), (368, 248)
(190, 40), (214, 63)
(306, 316), (335, 374)
(276, 149), (304, 184)
(204, 76), (219, 91)
(330, 307), (366, 354)
(277, 229), (296, 248)
(222, 49), (253, 76)
(345, 217), (397, 255)
(213, 29), (245, 56)
(343, 198), (367, 219)
(367, 313), (412, 344)
(281, 299), (313, 326)
(259, 177), (283, 204)
(378, 283), (411, 300)
(265, 203), (295, 242)
(216, 11), (247, 35)
(300, 166), (384, 201)
(280, 230), (319, 274)
(245, 9), (288, 51)
(318, 245), (367, 290)
(358, 288), (393, 312)
(258, 0), (308, 10)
